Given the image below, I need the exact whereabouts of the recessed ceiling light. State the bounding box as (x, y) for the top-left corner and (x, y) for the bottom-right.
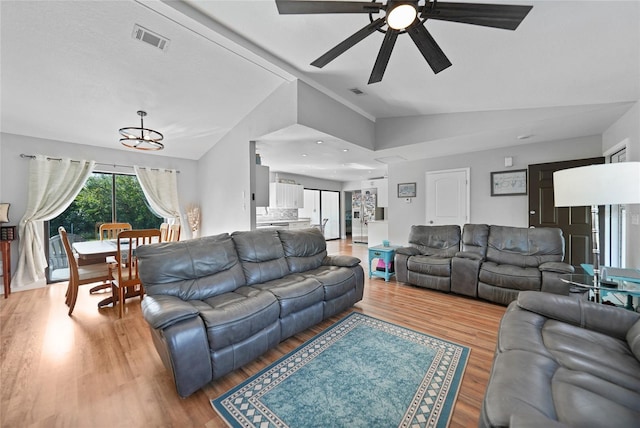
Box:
(517, 134), (534, 140)
(302, 154), (308, 157)
(343, 149), (349, 152)
(316, 140), (323, 144)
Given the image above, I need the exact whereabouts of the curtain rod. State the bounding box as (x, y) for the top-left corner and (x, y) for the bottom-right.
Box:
(19, 154), (180, 173)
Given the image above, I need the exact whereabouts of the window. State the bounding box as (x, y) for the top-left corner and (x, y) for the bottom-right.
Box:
(47, 172), (162, 282)
(608, 148), (627, 267)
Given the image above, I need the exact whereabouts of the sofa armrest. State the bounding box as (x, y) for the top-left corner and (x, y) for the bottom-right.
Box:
(395, 246), (421, 256)
(323, 255), (361, 268)
(141, 295), (199, 330)
(517, 291), (640, 340)
(539, 261), (575, 274)
(454, 250), (483, 261)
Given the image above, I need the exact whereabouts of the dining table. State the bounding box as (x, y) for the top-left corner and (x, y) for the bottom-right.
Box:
(72, 239), (139, 309)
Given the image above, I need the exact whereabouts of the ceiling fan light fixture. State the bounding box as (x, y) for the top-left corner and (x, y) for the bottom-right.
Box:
(119, 110), (164, 151)
(386, 3), (417, 30)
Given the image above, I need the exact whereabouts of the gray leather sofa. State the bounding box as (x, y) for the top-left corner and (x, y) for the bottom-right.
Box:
(396, 224), (574, 305)
(136, 228), (364, 397)
(394, 225), (461, 292)
(480, 291), (640, 427)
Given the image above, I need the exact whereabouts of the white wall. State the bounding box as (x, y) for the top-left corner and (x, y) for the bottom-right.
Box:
(0, 132), (199, 286)
(197, 81), (298, 236)
(387, 135), (603, 245)
(603, 101), (640, 268)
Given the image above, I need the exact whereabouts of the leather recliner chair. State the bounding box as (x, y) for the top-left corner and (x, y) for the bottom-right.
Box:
(477, 225), (574, 305)
(394, 225), (461, 292)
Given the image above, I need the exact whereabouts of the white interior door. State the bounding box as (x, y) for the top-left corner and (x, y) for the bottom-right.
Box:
(426, 168), (470, 227)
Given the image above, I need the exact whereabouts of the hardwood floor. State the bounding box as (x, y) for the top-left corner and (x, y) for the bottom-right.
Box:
(0, 239), (506, 428)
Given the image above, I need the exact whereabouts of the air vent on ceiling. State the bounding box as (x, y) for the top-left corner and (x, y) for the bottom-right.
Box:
(349, 88), (365, 95)
(132, 24), (170, 52)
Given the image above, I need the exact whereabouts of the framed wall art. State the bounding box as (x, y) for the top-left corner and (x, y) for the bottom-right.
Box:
(491, 169), (527, 196)
(397, 182), (416, 198)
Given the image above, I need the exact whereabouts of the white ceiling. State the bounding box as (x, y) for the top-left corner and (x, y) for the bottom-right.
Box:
(1, 1), (639, 182)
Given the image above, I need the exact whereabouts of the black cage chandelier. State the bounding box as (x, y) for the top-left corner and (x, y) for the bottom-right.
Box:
(119, 110), (164, 151)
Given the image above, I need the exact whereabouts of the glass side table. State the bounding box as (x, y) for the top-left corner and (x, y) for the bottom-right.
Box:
(368, 244), (401, 282)
(560, 274), (640, 310)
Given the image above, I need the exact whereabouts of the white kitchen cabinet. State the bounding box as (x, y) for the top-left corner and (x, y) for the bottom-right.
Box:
(269, 182), (304, 209)
(361, 178), (388, 207)
(367, 220), (389, 247)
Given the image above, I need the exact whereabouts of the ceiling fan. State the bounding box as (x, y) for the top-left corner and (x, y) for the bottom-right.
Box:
(275, 0), (533, 84)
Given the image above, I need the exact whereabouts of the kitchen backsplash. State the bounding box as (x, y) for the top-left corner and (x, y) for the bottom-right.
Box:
(256, 208), (299, 222)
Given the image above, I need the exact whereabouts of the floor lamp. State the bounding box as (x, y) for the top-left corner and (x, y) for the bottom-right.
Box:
(553, 162), (640, 303)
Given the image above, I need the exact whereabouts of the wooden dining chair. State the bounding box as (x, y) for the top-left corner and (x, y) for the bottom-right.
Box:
(167, 224), (181, 242)
(58, 226), (111, 316)
(92, 222), (132, 293)
(99, 222), (132, 240)
(159, 222), (169, 242)
(110, 229), (162, 318)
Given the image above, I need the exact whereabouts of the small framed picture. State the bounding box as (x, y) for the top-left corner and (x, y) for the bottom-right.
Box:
(491, 169), (527, 196)
(398, 182), (417, 198)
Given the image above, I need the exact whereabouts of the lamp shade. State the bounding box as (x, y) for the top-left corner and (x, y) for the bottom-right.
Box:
(553, 162), (640, 207)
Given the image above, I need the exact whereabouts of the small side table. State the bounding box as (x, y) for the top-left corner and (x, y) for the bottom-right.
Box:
(1, 240), (11, 298)
(368, 244), (400, 282)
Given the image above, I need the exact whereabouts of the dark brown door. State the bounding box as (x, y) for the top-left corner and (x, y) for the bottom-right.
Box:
(528, 157), (604, 272)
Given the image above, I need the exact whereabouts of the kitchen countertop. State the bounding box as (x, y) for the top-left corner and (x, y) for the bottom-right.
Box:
(256, 218), (311, 226)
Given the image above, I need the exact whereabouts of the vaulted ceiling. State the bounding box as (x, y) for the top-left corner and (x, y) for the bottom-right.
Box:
(1, 1), (638, 181)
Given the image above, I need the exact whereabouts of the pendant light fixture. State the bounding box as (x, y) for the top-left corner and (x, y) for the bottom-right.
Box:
(119, 110), (164, 151)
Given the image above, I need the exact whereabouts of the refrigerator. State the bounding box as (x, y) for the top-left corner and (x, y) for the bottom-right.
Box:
(352, 189), (383, 244)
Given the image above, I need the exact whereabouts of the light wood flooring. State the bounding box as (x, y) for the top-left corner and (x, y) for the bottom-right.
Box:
(0, 239), (506, 427)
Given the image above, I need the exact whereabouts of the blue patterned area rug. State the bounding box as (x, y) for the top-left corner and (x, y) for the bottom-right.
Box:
(211, 312), (470, 428)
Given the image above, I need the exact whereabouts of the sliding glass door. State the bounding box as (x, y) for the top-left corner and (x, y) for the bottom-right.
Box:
(46, 172), (162, 282)
(299, 189), (340, 240)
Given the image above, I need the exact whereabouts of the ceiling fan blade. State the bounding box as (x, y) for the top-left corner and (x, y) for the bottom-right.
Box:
(422, 2), (533, 30)
(312, 18), (386, 68)
(276, 0), (383, 14)
(368, 29), (399, 84)
(406, 21), (452, 74)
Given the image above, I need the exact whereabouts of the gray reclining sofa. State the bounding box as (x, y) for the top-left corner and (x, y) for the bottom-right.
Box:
(481, 291), (640, 427)
(136, 228), (364, 397)
(395, 224), (574, 305)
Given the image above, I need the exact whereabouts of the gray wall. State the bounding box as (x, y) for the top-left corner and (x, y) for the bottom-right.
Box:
(387, 135), (603, 246)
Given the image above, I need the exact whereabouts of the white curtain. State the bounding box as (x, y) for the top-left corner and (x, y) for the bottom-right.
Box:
(14, 156), (95, 286)
(134, 166), (184, 234)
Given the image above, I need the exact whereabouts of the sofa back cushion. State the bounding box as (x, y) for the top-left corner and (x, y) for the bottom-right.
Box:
(461, 224), (489, 257)
(486, 226), (565, 267)
(278, 228), (327, 273)
(137, 233), (247, 300)
(627, 319), (640, 361)
(408, 225), (461, 257)
(232, 230), (290, 285)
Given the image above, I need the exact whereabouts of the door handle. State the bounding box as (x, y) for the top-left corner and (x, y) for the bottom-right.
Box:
(529, 210), (536, 215)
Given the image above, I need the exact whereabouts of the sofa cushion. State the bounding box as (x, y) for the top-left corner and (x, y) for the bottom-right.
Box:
(278, 228), (327, 272)
(480, 261), (540, 291)
(192, 286), (280, 351)
(232, 230), (290, 285)
(137, 233), (247, 300)
(486, 226), (564, 267)
(303, 266), (355, 300)
(407, 225), (461, 257)
(460, 223), (489, 257)
(251, 274), (324, 317)
(628, 319), (640, 362)
(407, 255), (451, 277)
